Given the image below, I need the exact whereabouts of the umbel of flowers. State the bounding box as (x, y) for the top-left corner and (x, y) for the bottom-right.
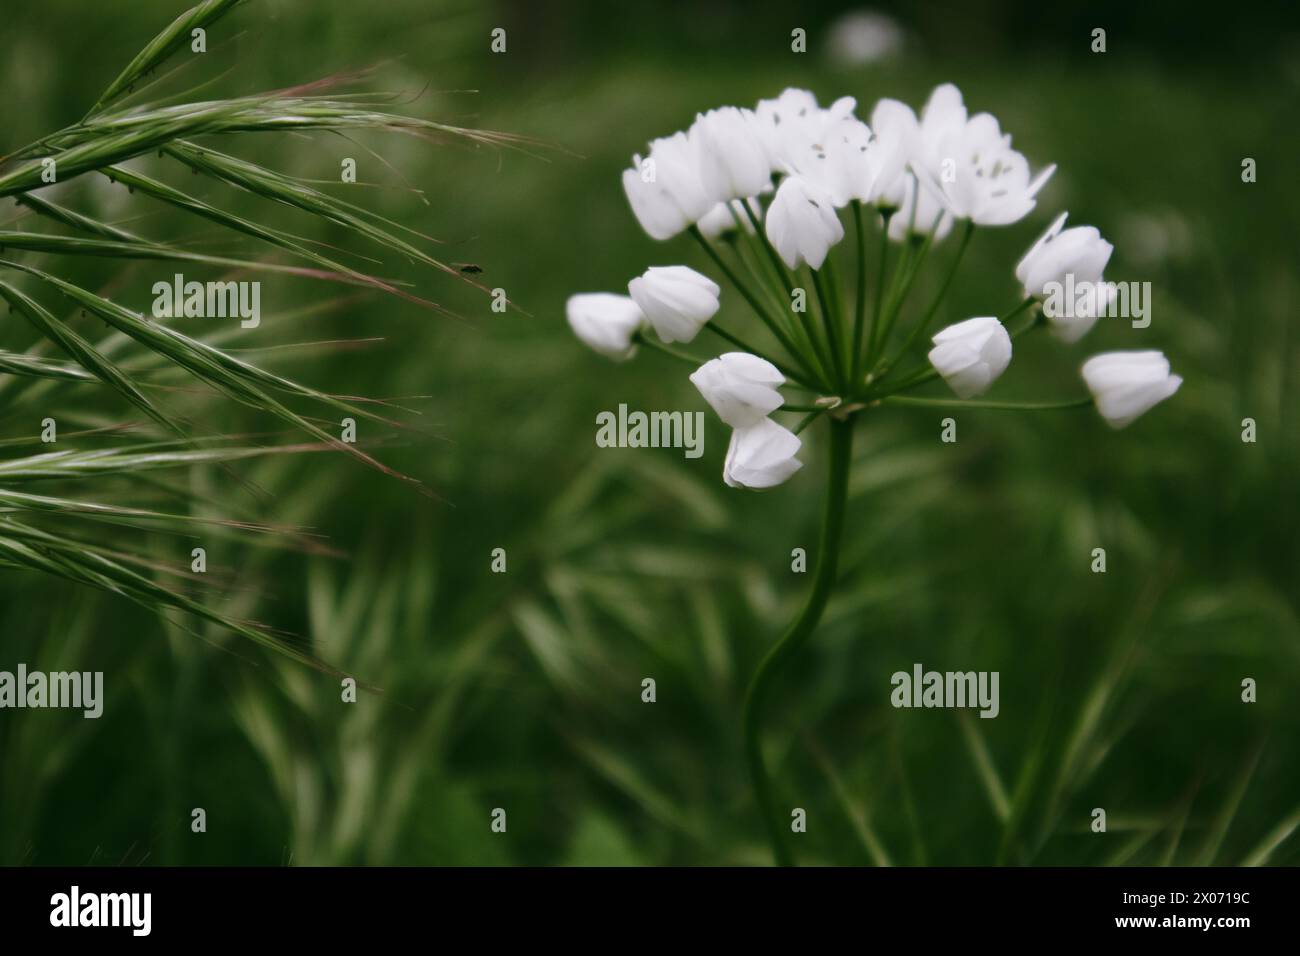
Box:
(565, 83), (1181, 865)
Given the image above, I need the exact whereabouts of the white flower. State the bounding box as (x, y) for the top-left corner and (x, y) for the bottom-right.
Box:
(905, 83), (969, 198)
(691, 107), (772, 203)
(696, 197), (762, 239)
(885, 172), (954, 242)
(1016, 212), (1115, 343)
(1081, 351), (1182, 428)
(755, 91), (876, 208)
(764, 175), (845, 270)
(862, 98), (918, 205)
(752, 88), (856, 176)
(927, 316), (1012, 398)
(689, 352), (785, 428)
(627, 265), (721, 344)
(924, 112), (1055, 226)
(621, 131), (711, 241)
(723, 418), (803, 489)
(918, 83), (968, 143)
(565, 293), (644, 361)
(791, 115), (877, 208)
(877, 85), (963, 238)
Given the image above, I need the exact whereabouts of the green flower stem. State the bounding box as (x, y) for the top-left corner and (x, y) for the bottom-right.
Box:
(1003, 295), (1038, 328)
(811, 265), (844, 390)
(1009, 300), (1044, 338)
(701, 323), (816, 389)
(862, 209), (894, 381)
(877, 220), (974, 377)
(798, 267), (839, 389)
(689, 226), (814, 381)
(867, 178), (923, 363)
(637, 329), (818, 394)
(725, 224), (814, 365)
(727, 217), (787, 311)
(872, 300), (1045, 400)
(742, 200), (795, 297)
(881, 394), (1093, 411)
(791, 408), (827, 434)
(869, 237), (910, 360)
(871, 233), (933, 366)
(822, 250), (849, 358)
(850, 202), (869, 384)
(743, 415), (854, 866)
(735, 203), (836, 388)
(636, 323), (817, 393)
(632, 332), (702, 367)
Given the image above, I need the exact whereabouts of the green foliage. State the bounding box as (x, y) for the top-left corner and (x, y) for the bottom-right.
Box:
(0, 0), (497, 668)
(1, 1), (1295, 867)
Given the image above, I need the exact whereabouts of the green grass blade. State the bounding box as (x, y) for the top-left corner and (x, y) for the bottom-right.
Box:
(88, 0), (247, 115)
(1242, 805), (1300, 866)
(1, 262), (422, 489)
(0, 350), (96, 382)
(16, 193), (143, 242)
(0, 278), (187, 439)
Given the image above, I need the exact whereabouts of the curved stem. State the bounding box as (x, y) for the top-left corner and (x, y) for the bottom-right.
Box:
(742, 415), (854, 866)
(877, 220), (974, 378)
(869, 306), (1047, 402)
(1010, 302), (1044, 339)
(702, 323), (815, 389)
(632, 332), (702, 367)
(875, 208), (946, 363)
(725, 214), (807, 349)
(865, 210), (893, 372)
(689, 226), (814, 380)
(742, 201), (794, 297)
(850, 202), (869, 384)
(882, 395), (1093, 411)
(811, 266), (843, 390)
(869, 235), (911, 362)
(791, 409), (826, 434)
(1002, 294), (1037, 331)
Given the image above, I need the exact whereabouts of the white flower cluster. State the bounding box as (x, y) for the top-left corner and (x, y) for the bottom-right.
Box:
(622, 84), (1053, 257)
(568, 83), (1182, 488)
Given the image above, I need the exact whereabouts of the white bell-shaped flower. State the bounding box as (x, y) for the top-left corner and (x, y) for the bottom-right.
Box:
(927, 316), (1012, 398)
(621, 131), (712, 241)
(627, 265), (721, 344)
(1081, 351), (1182, 428)
(884, 172), (954, 242)
(723, 418), (803, 489)
(765, 175), (845, 270)
(862, 97), (918, 206)
(790, 115), (877, 208)
(1016, 212), (1115, 343)
(689, 352), (785, 428)
(752, 88), (857, 177)
(924, 112), (1055, 226)
(691, 107), (772, 203)
(565, 293), (645, 361)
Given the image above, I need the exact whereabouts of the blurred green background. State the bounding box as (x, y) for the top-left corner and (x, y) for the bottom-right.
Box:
(1, 0), (1297, 865)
